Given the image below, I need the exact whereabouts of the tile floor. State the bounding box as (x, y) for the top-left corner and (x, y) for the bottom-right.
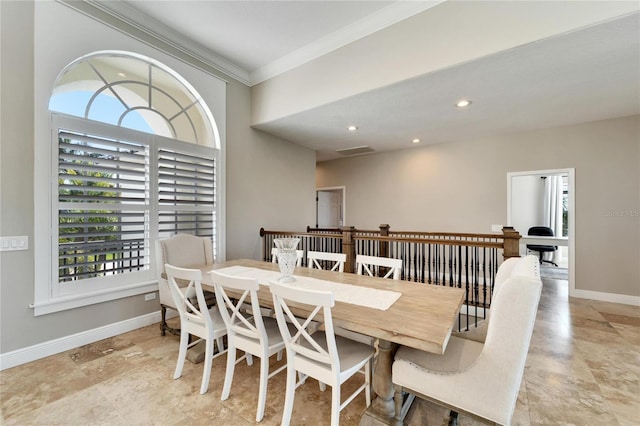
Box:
(1, 277), (638, 425)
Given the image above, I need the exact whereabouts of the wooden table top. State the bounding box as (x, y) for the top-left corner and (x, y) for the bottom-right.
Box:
(201, 259), (465, 355)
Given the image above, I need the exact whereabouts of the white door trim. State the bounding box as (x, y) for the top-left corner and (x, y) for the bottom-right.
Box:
(507, 168), (576, 297)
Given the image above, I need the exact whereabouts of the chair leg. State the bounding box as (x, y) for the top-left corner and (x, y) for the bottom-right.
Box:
(256, 354), (269, 422)
(160, 305), (167, 336)
(281, 364), (297, 426)
(173, 329), (189, 379)
(221, 345), (236, 401)
(331, 384), (340, 426)
(200, 337), (214, 395)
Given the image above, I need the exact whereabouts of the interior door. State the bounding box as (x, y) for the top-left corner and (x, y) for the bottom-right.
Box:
(316, 190), (343, 228)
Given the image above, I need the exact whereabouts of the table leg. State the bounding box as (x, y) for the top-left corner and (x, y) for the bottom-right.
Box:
(360, 339), (398, 425)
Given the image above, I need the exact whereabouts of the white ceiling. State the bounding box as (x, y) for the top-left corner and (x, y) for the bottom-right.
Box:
(126, 1), (394, 73)
(256, 13), (640, 160)
(99, 1), (639, 162)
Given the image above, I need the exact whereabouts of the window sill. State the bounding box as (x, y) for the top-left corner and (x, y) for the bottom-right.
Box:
(30, 280), (158, 316)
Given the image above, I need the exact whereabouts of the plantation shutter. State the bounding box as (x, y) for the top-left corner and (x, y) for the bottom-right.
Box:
(58, 130), (149, 282)
(157, 145), (216, 257)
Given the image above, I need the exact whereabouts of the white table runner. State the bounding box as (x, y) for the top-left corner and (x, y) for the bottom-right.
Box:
(211, 266), (401, 311)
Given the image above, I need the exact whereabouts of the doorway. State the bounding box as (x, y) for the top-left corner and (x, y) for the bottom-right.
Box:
(316, 187), (345, 228)
(507, 169), (575, 296)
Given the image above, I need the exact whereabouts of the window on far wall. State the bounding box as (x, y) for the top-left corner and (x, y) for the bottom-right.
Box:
(47, 51), (219, 308)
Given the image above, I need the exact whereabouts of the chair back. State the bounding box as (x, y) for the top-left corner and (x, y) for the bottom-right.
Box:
(164, 264), (211, 335)
(271, 247), (304, 267)
(270, 282), (339, 372)
(493, 255), (539, 298)
(527, 226), (554, 237)
(156, 234), (213, 308)
(356, 254), (402, 279)
(526, 226), (556, 250)
(307, 251), (346, 272)
(210, 271), (267, 353)
(480, 271), (542, 420)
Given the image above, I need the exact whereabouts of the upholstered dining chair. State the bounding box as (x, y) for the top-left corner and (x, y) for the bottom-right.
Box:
(164, 264), (227, 395)
(271, 247), (304, 267)
(307, 251), (347, 272)
(156, 234), (214, 336)
(270, 281), (374, 426)
(356, 254), (402, 280)
(210, 270), (290, 422)
(392, 255), (542, 425)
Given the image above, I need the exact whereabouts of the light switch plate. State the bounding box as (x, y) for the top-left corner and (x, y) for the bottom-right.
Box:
(491, 224), (503, 232)
(0, 236), (29, 251)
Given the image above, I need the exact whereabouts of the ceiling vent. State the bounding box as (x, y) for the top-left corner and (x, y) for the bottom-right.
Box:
(336, 146), (375, 156)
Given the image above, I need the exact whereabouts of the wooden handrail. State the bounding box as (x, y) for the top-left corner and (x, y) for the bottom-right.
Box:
(260, 228), (342, 238)
(261, 224), (522, 326)
(355, 234), (505, 249)
(261, 225), (520, 261)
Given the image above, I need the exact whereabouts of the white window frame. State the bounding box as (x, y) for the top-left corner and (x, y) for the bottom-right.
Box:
(31, 113), (220, 315)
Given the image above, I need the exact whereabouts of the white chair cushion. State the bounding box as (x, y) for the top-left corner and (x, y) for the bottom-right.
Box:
(395, 336), (483, 374)
(315, 332), (375, 373)
(451, 321), (487, 344)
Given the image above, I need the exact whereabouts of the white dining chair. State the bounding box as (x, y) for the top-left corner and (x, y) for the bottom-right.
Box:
(270, 281), (374, 426)
(164, 264), (227, 395)
(271, 247), (304, 267)
(210, 270), (290, 422)
(356, 254), (402, 280)
(307, 251), (346, 272)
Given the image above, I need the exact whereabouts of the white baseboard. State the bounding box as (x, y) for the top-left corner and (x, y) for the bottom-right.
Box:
(570, 288), (640, 306)
(0, 310), (172, 371)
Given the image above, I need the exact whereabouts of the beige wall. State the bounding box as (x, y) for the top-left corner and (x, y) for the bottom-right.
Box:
(225, 78), (316, 260)
(317, 115), (640, 298)
(0, 1), (315, 355)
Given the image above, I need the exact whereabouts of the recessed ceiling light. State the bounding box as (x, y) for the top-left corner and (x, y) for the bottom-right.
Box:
(456, 99), (472, 108)
(412, 138), (421, 144)
(347, 125), (358, 131)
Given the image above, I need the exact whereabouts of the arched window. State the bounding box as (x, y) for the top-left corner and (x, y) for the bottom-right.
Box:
(48, 51), (220, 300)
(50, 51), (218, 147)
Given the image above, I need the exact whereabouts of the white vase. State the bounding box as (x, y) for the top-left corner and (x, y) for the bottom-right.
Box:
(274, 238), (300, 283)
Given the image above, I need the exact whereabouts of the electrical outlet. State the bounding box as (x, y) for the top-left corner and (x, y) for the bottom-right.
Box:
(144, 292), (157, 301)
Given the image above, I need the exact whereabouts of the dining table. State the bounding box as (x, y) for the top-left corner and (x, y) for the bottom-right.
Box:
(200, 259), (465, 425)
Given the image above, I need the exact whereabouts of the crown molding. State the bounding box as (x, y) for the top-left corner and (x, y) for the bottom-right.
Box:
(249, 1), (446, 85)
(62, 0), (249, 84)
(62, 0), (445, 87)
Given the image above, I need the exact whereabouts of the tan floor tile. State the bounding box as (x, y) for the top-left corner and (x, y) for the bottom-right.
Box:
(0, 352), (93, 420)
(599, 384), (640, 426)
(4, 277), (639, 425)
